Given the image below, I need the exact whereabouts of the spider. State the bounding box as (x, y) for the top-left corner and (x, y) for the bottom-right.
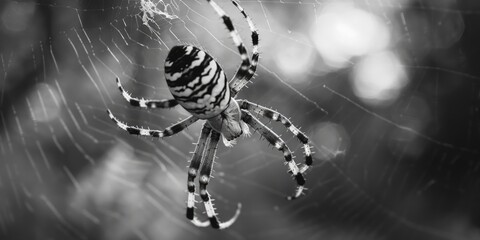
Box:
(106, 0), (313, 229)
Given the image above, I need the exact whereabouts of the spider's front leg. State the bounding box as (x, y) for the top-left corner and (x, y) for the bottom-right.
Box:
(198, 130), (241, 229)
(186, 123), (211, 227)
(241, 110), (306, 200)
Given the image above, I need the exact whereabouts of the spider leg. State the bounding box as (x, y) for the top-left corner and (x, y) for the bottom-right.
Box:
(198, 130), (241, 229)
(238, 100), (312, 174)
(106, 109), (198, 138)
(229, 0), (259, 96)
(115, 77), (178, 108)
(241, 110), (306, 200)
(187, 123), (211, 227)
(206, 0), (251, 87)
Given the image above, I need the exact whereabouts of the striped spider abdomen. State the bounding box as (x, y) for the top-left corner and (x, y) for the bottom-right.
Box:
(165, 45), (231, 119)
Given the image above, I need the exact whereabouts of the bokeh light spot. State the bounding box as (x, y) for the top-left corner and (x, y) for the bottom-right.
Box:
(352, 51), (408, 106)
(1, 2), (36, 32)
(274, 35), (316, 83)
(310, 2), (390, 69)
(312, 122), (349, 161)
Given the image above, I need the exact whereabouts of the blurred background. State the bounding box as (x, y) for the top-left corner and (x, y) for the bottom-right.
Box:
(0, 0), (479, 239)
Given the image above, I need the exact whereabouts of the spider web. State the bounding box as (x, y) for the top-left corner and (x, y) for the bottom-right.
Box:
(0, 0), (479, 239)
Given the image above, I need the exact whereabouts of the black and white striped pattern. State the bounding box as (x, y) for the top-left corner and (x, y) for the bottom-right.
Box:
(115, 77), (179, 108)
(165, 45), (231, 119)
(241, 110), (306, 200)
(187, 124), (241, 229)
(207, 0), (260, 96)
(106, 109), (198, 138)
(229, 0), (259, 96)
(186, 124), (211, 227)
(239, 100), (313, 174)
(207, 0), (250, 79)
(198, 130), (241, 229)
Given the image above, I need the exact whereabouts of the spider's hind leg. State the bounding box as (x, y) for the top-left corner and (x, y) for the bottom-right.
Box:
(206, 0), (260, 96)
(229, 0), (260, 94)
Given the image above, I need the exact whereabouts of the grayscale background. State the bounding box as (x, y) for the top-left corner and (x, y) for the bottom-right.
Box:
(0, 0), (479, 239)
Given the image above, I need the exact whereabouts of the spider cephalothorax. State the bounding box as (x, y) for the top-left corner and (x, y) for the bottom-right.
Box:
(107, 0), (312, 229)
